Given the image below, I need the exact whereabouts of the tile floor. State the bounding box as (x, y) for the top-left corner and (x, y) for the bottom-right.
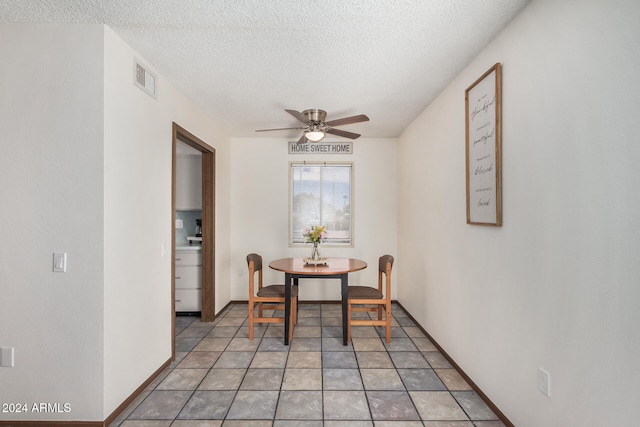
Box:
(110, 303), (506, 426)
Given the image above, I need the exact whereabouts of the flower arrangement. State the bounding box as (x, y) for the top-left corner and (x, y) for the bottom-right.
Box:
(303, 225), (327, 262)
(303, 225), (327, 243)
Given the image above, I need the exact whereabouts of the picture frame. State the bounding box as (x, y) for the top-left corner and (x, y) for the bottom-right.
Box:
(465, 63), (502, 226)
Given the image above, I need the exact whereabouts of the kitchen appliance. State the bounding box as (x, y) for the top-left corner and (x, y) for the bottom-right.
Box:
(187, 219), (203, 245)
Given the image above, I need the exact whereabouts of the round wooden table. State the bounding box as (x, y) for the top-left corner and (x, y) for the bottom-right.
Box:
(269, 257), (367, 345)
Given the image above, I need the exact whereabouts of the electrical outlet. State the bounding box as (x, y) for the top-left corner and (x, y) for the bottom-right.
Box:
(175, 219), (183, 229)
(538, 367), (551, 397)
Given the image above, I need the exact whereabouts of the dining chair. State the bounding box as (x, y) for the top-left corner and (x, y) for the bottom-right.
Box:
(347, 254), (394, 343)
(246, 253), (298, 341)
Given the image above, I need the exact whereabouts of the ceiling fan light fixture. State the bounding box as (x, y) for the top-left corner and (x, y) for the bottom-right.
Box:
(256, 109), (369, 142)
(305, 128), (325, 142)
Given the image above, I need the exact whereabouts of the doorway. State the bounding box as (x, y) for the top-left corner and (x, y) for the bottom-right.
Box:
(171, 123), (216, 358)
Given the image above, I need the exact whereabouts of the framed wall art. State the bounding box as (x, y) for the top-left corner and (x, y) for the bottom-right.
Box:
(465, 63), (502, 226)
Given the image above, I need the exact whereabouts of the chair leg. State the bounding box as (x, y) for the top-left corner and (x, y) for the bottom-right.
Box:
(288, 297), (297, 342)
(291, 297), (297, 326)
(347, 301), (352, 343)
(385, 302), (391, 343)
(248, 301), (254, 340)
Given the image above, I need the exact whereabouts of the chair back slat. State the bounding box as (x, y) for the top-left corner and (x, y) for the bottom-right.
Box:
(247, 253), (262, 272)
(247, 253), (264, 293)
(378, 254), (394, 273)
(378, 254), (394, 293)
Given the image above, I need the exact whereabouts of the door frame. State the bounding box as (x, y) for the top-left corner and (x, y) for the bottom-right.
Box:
(171, 123), (216, 357)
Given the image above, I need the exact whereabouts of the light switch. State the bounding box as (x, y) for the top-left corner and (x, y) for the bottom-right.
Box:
(1, 347), (14, 367)
(175, 219), (183, 229)
(53, 252), (67, 272)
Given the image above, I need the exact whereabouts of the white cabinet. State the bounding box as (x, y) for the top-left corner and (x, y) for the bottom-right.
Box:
(175, 154), (202, 210)
(175, 250), (202, 312)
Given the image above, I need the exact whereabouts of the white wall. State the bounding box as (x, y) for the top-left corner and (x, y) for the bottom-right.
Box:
(103, 27), (230, 417)
(397, 0), (640, 426)
(0, 24), (105, 420)
(230, 137), (397, 301)
(0, 23), (231, 422)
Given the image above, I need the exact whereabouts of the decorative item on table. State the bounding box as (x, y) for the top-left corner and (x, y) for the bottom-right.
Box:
(303, 225), (328, 265)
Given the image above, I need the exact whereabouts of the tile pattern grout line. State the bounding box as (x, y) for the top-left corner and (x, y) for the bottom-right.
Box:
(110, 303), (505, 426)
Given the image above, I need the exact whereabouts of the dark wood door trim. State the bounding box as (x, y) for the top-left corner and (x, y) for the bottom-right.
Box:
(200, 150), (215, 321)
(171, 123), (216, 359)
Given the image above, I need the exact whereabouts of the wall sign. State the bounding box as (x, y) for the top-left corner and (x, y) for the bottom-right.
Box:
(465, 63), (502, 226)
(289, 141), (353, 154)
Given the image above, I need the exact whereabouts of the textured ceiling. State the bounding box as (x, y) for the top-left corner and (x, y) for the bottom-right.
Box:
(1, 0), (530, 139)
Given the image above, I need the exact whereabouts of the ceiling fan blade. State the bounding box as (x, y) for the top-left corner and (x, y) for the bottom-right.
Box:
(326, 128), (361, 139)
(255, 126), (306, 132)
(285, 109), (308, 123)
(325, 114), (369, 127)
(296, 134), (308, 144)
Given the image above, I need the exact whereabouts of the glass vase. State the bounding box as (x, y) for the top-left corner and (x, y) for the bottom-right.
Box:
(310, 241), (320, 261)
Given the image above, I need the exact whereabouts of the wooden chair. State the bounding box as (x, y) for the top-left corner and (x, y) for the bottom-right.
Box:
(347, 255), (394, 343)
(247, 253), (297, 341)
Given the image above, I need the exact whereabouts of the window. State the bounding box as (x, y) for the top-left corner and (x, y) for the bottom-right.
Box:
(290, 162), (353, 245)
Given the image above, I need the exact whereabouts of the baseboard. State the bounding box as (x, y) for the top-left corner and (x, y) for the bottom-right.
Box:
(394, 301), (514, 427)
(102, 301), (238, 425)
(0, 422), (103, 427)
(102, 357), (172, 426)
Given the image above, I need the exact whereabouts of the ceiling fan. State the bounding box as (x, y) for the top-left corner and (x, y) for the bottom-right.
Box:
(255, 109), (369, 144)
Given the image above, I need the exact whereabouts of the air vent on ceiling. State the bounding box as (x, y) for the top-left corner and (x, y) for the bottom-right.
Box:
(134, 59), (156, 98)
